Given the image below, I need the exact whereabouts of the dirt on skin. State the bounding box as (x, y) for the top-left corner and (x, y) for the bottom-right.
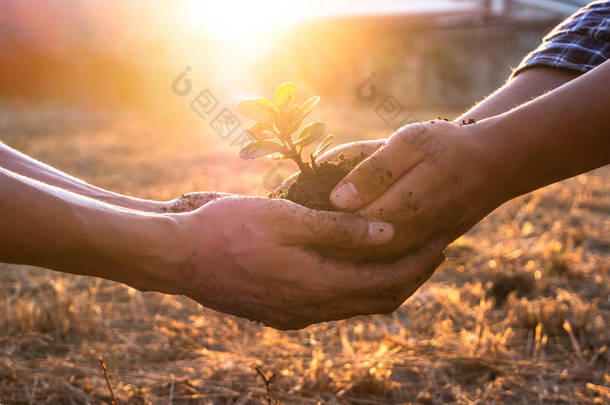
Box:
(271, 153), (408, 262)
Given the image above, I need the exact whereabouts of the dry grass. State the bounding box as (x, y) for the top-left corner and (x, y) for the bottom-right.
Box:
(0, 104), (608, 404)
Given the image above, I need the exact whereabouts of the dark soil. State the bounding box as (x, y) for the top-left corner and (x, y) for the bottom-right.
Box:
(276, 153), (367, 211)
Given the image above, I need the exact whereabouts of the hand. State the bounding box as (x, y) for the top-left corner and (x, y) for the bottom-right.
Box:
(161, 196), (445, 329)
(330, 121), (501, 251)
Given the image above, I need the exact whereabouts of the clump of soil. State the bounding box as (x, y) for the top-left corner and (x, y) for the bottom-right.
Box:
(276, 153), (366, 211)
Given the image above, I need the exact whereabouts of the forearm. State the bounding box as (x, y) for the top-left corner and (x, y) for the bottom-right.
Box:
(456, 67), (580, 122)
(0, 141), (163, 211)
(477, 60), (610, 202)
(0, 167), (179, 291)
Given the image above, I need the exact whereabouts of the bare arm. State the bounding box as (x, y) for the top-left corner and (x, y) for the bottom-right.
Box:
(308, 66), (582, 172)
(0, 141), (229, 212)
(477, 59), (610, 201)
(456, 66), (580, 122)
(0, 141), (165, 212)
(0, 166), (177, 289)
(329, 60), (610, 253)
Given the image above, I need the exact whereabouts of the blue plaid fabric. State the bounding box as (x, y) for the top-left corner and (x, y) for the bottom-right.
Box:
(513, 0), (610, 77)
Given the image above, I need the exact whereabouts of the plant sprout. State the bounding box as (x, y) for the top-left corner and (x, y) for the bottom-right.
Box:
(237, 83), (335, 172)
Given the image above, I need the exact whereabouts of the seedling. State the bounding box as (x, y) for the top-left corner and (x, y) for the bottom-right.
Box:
(236, 83), (397, 261)
(236, 82), (363, 211)
(237, 83), (335, 172)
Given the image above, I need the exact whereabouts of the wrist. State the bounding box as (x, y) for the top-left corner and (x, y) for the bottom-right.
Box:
(164, 208), (220, 300)
(82, 208), (185, 293)
(132, 214), (186, 293)
(468, 115), (524, 205)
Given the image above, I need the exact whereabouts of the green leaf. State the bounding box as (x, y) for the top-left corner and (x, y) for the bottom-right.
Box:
(312, 134), (335, 158)
(276, 96), (319, 134)
(239, 140), (285, 159)
(275, 107), (302, 136)
(237, 98), (276, 122)
(246, 122), (278, 140)
(295, 121), (327, 147)
(299, 96), (320, 119)
(273, 83), (297, 110)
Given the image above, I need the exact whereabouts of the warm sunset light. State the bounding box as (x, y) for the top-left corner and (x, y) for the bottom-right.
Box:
(176, 0), (314, 52)
(2, 0), (606, 403)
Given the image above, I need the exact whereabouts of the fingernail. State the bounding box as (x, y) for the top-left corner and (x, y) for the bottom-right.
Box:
(331, 182), (359, 208)
(368, 222), (394, 244)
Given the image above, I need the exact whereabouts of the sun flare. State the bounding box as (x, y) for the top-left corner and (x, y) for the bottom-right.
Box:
(178, 0), (314, 54)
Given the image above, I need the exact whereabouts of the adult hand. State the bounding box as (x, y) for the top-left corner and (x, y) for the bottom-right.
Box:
(163, 196), (445, 329)
(330, 121), (502, 251)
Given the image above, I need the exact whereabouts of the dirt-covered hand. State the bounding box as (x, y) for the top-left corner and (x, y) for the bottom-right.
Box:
(330, 121), (502, 251)
(164, 196), (445, 329)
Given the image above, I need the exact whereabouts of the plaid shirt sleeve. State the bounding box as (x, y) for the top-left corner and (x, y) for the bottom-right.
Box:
(512, 0), (610, 77)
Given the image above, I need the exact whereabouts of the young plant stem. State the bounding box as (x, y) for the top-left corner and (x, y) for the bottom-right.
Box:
(292, 152), (307, 171)
(281, 131), (308, 172)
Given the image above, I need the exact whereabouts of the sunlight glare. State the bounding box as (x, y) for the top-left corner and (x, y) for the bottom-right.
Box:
(179, 0), (312, 55)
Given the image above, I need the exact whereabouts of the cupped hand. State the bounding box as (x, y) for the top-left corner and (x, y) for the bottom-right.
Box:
(164, 196), (445, 329)
(330, 120), (502, 251)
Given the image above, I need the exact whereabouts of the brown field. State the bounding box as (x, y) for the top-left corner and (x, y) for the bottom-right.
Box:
(0, 103), (608, 404)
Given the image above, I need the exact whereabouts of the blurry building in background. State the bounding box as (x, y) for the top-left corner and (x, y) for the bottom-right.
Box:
(282, 0), (590, 108)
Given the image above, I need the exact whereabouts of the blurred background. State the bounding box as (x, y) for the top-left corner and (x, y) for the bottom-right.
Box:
(1, 1), (608, 404)
(0, 0), (590, 113)
(0, 0), (592, 194)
